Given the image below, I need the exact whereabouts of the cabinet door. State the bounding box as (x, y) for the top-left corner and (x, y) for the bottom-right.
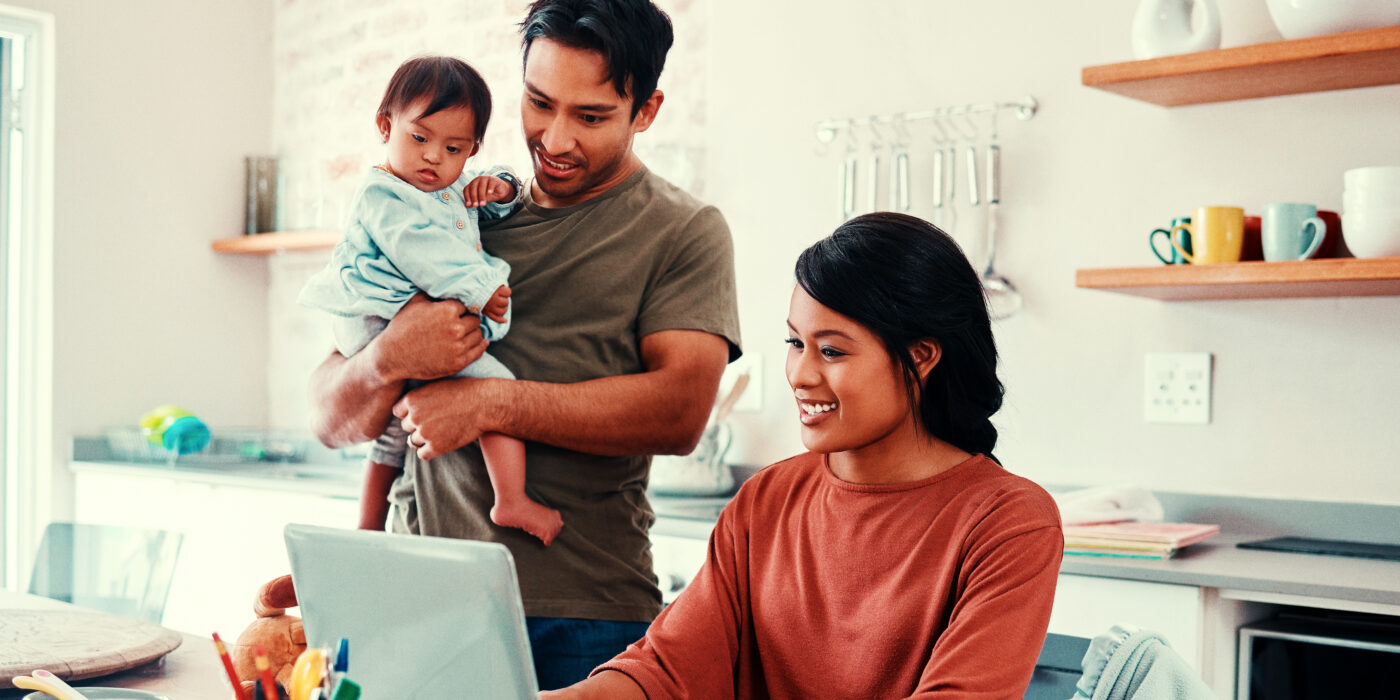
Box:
(74, 471), (359, 636)
(1049, 573), (1204, 669)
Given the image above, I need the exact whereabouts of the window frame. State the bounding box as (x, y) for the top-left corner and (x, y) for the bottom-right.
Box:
(0, 3), (55, 591)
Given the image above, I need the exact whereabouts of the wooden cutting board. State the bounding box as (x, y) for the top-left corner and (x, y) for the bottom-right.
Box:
(0, 610), (183, 689)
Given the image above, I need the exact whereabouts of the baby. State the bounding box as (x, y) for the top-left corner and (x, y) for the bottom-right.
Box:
(299, 56), (563, 546)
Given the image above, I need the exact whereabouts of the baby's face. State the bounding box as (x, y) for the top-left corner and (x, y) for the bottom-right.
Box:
(377, 98), (480, 192)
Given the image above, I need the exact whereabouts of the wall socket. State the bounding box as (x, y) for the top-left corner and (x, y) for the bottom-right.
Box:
(1143, 352), (1212, 424)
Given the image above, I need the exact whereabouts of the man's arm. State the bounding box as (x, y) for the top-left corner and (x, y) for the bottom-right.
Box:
(308, 294), (488, 447)
(394, 329), (730, 460)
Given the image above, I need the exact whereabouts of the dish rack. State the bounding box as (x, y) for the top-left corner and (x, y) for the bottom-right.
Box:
(103, 427), (309, 464)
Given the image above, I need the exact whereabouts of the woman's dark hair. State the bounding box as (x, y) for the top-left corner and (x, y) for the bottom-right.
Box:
(794, 212), (1004, 459)
(377, 56), (492, 141)
(518, 0), (674, 118)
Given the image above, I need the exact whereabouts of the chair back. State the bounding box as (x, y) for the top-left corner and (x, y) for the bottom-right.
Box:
(1025, 632), (1091, 699)
(27, 522), (184, 624)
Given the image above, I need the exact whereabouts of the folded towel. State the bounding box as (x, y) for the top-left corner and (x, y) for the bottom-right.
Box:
(1052, 486), (1164, 526)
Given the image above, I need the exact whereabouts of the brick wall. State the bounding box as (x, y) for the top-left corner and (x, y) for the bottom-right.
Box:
(266, 0), (709, 429)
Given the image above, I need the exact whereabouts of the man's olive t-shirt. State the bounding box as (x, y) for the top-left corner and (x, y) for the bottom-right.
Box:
(388, 166), (742, 622)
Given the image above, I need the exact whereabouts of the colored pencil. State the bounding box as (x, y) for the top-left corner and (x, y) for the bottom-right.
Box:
(211, 632), (249, 700)
(254, 645), (278, 700)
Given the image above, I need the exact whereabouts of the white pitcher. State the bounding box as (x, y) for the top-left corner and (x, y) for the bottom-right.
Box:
(1131, 0), (1222, 60)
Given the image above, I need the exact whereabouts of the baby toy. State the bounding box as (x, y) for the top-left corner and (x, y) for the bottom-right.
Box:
(230, 574), (303, 697)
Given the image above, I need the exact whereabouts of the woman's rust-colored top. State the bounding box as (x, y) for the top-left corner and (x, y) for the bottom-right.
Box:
(600, 452), (1064, 699)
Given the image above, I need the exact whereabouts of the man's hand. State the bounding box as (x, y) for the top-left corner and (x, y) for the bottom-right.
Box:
(464, 175), (516, 207)
(393, 377), (500, 461)
(482, 285), (511, 324)
(374, 293), (488, 382)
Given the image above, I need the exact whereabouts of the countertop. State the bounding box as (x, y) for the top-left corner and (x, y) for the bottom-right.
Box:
(71, 439), (1400, 611)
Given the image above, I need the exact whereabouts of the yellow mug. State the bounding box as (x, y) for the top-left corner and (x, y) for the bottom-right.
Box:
(1171, 206), (1245, 264)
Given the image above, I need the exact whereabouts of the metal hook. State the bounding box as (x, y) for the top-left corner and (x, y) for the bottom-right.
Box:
(866, 118), (887, 148)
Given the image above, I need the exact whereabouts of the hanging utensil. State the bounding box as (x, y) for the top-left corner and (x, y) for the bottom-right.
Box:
(890, 118), (911, 212)
(891, 148), (910, 212)
(840, 134), (858, 221)
(866, 122), (882, 214)
(982, 142), (1022, 320)
(931, 148), (946, 227)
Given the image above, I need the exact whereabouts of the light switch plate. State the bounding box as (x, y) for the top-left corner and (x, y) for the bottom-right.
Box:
(1144, 352), (1212, 424)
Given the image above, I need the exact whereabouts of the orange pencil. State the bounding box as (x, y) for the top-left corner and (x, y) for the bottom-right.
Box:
(254, 645), (278, 700)
(211, 632), (249, 700)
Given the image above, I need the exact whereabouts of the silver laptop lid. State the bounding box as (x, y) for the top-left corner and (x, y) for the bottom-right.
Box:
(284, 524), (538, 699)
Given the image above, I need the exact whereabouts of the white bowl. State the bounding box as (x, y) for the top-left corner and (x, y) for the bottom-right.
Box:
(1342, 209), (1400, 258)
(1344, 165), (1400, 190)
(1344, 192), (1400, 210)
(1265, 0), (1400, 40)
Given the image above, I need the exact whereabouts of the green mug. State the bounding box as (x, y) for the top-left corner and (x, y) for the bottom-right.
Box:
(1149, 217), (1192, 265)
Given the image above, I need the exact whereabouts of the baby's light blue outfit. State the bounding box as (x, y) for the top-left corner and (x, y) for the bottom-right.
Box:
(299, 164), (523, 467)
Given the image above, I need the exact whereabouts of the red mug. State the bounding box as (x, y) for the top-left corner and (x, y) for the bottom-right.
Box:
(1242, 216), (1263, 261)
(1314, 210), (1344, 258)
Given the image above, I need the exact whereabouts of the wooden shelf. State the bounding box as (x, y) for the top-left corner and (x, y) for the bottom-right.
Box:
(211, 230), (339, 255)
(1082, 25), (1400, 106)
(1075, 257), (1400, 300)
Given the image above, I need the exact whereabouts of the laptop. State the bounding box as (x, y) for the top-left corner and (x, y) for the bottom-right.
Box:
(284, 524), (539, 699)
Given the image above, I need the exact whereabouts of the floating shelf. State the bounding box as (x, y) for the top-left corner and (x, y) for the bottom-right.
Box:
(1076, 257), (1400, 300)
(211, 230), (339, 255)
(1082, 25), (1400, 106)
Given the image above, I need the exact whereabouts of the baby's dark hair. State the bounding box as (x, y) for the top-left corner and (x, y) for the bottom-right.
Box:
(795, 212), (1004, 460)
(377, 56), (492, 141)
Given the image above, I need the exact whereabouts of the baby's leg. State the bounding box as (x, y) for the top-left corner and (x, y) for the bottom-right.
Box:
(480, 432), (563, 546)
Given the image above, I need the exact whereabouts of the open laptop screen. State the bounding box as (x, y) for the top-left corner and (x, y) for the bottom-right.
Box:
(284, 524), (539, 698)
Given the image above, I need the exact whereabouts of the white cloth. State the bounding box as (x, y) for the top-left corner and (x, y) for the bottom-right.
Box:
(1074, 624), (1218, 700)
(1052, 485), (1164, 526)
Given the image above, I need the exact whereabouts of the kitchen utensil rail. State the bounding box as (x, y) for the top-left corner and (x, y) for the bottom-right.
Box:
(813, 95), (1038, 144)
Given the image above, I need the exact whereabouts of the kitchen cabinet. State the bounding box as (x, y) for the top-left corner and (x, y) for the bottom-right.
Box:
(72, 466), (358, 637)
(1075, 256), (1400, 300)
(1082, 25), (1400, 107)
(211, 230), (339, 255)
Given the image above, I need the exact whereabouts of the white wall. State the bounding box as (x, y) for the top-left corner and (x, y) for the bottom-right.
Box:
(707, 0), (1400, 504)
(19, 0), (1399, 512)
(11, 0), (274, 516)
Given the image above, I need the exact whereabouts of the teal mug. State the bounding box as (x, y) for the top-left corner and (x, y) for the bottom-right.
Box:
(1262, 203), (1326, 262)
(1149, 217), (1193, 265)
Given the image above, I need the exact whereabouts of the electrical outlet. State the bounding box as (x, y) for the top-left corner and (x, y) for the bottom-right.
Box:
(719, 352), (762, 413)
(1143, 352), (1212, 424)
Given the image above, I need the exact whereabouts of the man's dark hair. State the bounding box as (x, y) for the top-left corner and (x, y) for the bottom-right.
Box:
(519, 0), (674, 118)
(377, 56), (492, 141)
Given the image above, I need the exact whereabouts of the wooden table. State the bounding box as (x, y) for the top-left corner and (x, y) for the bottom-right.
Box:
(0, 590), (230, 700)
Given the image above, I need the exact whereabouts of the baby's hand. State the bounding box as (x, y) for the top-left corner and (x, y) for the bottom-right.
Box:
(482, 285), (511, 323)
(464, 175), (516, 207)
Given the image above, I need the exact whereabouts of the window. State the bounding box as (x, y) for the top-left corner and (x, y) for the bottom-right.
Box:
(0, 5), (54, 590)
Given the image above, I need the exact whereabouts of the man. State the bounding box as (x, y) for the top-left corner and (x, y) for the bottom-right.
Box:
(307, 0), (741, 689)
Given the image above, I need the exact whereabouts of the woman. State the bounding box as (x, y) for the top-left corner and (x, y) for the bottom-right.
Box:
(546, 213), (1063, 699)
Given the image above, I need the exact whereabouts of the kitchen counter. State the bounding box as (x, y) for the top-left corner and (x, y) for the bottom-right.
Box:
(71, 440), (1400, 612)
(1060, 532), (1400, 610)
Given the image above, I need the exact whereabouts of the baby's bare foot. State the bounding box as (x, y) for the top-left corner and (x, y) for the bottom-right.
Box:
(491, 500), (564, 546)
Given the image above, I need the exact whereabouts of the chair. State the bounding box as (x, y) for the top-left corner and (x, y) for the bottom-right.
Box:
(27, 522), (184, 624)
(1025, 632), (1092, 699)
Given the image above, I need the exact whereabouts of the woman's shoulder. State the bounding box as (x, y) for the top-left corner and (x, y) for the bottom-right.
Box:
(955, 456), (1062, 538)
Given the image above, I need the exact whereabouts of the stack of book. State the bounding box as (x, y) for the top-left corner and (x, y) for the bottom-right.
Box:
(1063, 522), (1221, 560)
